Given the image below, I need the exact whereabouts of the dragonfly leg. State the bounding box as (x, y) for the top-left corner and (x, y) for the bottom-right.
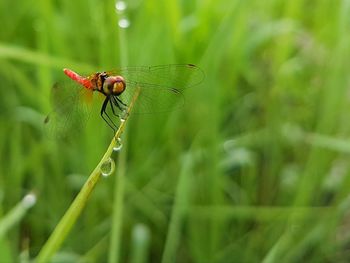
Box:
(115, 96), (128, 108)
(112, 96), (126, 111)
(109, 99), (120, 117)
(101, 97), (118, 132)
(112, 96), (129, 120)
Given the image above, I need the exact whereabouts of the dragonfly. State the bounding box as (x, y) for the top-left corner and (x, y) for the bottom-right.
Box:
(44, 64), (204, 138)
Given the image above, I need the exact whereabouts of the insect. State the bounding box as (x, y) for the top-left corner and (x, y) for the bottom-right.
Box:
(44, 64), (204, 138)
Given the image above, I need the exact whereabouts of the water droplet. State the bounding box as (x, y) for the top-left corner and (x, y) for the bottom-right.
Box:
(100, 158), (115, 177)
(115, 1), (127, 12)
(118, 18), (130, 29)
(22, 193), (37, 208)
(113, 137), (123, 152)
(119, 110), (129, 121)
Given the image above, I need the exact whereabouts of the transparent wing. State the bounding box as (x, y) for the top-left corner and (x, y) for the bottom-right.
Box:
(109, 64), (204, 114)
(114, 64), (204, 89)
(44, 82), (94, 139)
(118, 85), (184, 114)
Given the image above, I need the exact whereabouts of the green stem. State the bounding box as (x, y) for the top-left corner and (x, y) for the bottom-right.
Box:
(35, 89), (140, 263)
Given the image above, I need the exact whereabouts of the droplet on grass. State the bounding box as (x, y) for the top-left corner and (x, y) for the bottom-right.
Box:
(115, 1), (127, 12)
(118, 18), (130, 28)
(100, 157), (115, 177)
(113, 137), (123, 152)
(119, 110), (129, 121)
(22, 193), (37, 208)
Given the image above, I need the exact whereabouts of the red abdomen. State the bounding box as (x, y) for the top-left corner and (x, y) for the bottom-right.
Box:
(63, 69), (93, 89)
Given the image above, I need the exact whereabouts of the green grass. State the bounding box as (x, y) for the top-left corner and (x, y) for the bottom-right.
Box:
(1, 0), (350, 262)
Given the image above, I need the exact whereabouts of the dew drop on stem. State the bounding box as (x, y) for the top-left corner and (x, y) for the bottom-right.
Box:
(100, 157), (115, 177)
(118, 18), (130, 28)
(113, 137), (123, 152)
(22, 193), (37, 208)
(119, 110), (128, 122)
(115, 1), (127, 12)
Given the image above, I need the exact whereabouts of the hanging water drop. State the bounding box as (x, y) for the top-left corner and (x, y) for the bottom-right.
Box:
(120, 110), (129, 122)
(22, 193), (37, 208)
(113, 137), (123, 152)
(118, 18), (130, 29)
(100, 157), (115, 177)
(115, 1), (127, 12)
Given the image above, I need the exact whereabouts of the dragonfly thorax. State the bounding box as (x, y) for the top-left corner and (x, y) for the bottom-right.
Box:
(99, 75), (126, 96)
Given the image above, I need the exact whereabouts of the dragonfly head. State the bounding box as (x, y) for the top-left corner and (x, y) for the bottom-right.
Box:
(103, 76), (126, 95)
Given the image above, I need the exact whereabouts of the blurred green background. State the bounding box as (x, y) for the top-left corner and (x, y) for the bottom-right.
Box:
(2, 0), (350, 262)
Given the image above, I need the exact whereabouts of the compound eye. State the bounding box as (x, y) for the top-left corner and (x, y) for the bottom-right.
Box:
(113, 78), (126, 94)
(103, 76), (126, 95)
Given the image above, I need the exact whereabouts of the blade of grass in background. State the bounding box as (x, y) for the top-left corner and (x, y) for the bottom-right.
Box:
(108, 2), (129, 262)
